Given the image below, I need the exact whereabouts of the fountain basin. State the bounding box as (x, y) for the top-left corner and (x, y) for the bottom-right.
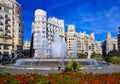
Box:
(14, 58), (99, 67)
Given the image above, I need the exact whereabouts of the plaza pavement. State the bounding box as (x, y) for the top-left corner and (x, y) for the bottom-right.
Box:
(0, 64), (120, 75)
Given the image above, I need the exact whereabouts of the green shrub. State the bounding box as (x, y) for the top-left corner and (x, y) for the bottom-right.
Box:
(77, 53), (87, 58)
(104, 50), (120, 65)
(66, 58), (81, 72)
(91, 52), (102, 61)
(109, 56), (120, 65)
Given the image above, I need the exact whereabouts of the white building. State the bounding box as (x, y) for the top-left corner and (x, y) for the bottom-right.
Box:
(23, 40), (30, 50)
(32, 9), (65, 58)
(66, 25), (102, 57)
(102, 32), (118, 55)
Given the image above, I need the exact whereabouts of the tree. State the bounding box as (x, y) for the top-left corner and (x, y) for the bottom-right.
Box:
(77, 53), (87, 59)
(107, 50), (119, 57)
(91, 52), (102, 61)
(104, 50), (120, 64)
(109, 56), (120, 65)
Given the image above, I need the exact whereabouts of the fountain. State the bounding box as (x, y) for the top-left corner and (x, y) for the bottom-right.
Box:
(13, 33), (99, 69)
(51, 33), (67, 58)
(14, 33), (68, 68)
(72, 42), (77, 58)
(51, 33), (67, 67)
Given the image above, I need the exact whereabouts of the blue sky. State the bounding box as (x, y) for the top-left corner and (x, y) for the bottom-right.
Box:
(16, 0), (120, 42)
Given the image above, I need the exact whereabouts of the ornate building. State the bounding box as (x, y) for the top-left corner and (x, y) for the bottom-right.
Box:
(23, 40), (30, 50)
(102, 32), (118, 55)
(32, 9), (65, 58)
(66, 25), (102, 58)
(118, 27), (120, 52)
(0, 0), (23, 57)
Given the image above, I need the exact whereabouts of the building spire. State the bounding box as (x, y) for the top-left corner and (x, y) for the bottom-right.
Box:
(107, 32), (111, 39)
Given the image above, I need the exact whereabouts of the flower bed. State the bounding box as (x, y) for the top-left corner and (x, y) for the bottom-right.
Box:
(0, 72), (120, 84)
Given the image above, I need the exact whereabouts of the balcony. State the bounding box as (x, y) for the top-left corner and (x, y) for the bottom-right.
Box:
(0, 34), (12, 39)
(4, 47), (9, 50)
(6, 29), (11, 33)
(0, 15), (3, 19)
(0, 28), (3, 31)
(0, 21), (3, 25)
(6, 23), (11, 27)
(0, 38), (12, 45)
(5, 17), (11, 21)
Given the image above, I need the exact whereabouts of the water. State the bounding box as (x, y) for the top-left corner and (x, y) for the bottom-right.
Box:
(51, 33), (67, 58)
(42, 39), (49, 57)
(72, 42), (77, 58)
(98, 62), (110, 67)
(51, 33), (67, 67)
(15, 33), (67, 68)
(13, 33), (100, 68)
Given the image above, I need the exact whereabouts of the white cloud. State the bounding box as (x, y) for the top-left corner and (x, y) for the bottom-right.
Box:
(105, 6), (120, 29)
(47, 0), (73, 11)
(73, 5), (120, 35)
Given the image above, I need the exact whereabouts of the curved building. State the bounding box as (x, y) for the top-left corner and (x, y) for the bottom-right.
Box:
(32, 9), (65, 58)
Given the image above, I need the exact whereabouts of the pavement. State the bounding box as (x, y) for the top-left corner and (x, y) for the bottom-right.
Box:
(0, 64), (120, 75)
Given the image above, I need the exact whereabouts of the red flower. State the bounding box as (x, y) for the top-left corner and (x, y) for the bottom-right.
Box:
(108, 78), (116, 83)
(0, 79), (4, 84)
(111, 72), (115, 75)
(89, 79), (100, 84)
(79, 81), (85, 84)
(25, 77), (31, 84)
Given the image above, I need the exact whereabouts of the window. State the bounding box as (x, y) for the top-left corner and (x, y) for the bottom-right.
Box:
(5, 15), (8, 18)
(113, 44), (116, 50)
(19, 29), (21, 32)
(5, 20), (9, 24)
(5, 27), (8, 30)
(69, 30), (74, 32)
(4, 7), (9, 13)
(19, 34), (21, 38)
(4, 52), (9, 55)
(0, 7), (1, 10)
(0, 45), (1, 49)
(4, 45), (9, 50)
(42, 35), (45, 38)
(42, 31), (45, 34)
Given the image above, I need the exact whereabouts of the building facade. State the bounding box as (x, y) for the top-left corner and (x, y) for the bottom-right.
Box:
(65, 25), (77, 57)
(23, 40), (30, 50)
(102, 32), (118, 55)
(32, 9), (65, 58)
(118, 27), (120, 52)
(66, 25), (102, 58)
(0, 0), (23, 57)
